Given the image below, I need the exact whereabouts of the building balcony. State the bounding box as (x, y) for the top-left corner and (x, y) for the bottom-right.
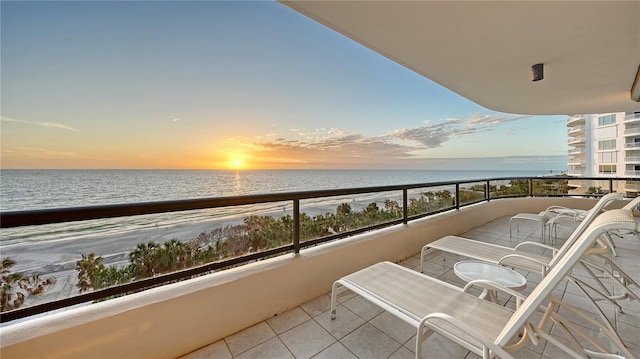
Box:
(625, 156), (640, 163)
(568, 125), (586, 135)
(568, 148), (585, 155)
(624, 170), (640, 176)
(566, 169), (586, 176)
(1, 185), (639, 359)
(567, 115), (587, 126)
(568, 136), (586, 145)
(625, 142), (640, 148)
(623, 181), (640, 192)
(625, 127), (640, 136)
(623, 113), (640, 123)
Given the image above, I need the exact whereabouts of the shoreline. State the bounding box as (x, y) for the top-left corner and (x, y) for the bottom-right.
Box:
(1, 218), (237, 309)
(1, 201), (357, 308)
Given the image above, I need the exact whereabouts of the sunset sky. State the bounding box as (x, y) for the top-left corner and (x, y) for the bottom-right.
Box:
(1, 1), (568, 171)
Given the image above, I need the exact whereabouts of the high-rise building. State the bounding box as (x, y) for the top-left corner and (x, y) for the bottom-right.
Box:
(567, 112), (640, 195)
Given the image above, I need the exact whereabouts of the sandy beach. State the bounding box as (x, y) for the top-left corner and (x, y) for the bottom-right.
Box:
(1, 219), (230, 308)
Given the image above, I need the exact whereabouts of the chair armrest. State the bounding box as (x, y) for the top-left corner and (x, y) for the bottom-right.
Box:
(514, 241), (557, 253)
(544, 205), (570, 212)
(498, 254), (550, 275)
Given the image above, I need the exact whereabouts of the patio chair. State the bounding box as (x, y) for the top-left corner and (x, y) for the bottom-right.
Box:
(331, 209), (637, 359)
(542, 196), (638, 251)
(510, 194), (618, 244)
(421, 195), (640, 349)
(421, 193), (630, 275)
(421, 196), (640, 301)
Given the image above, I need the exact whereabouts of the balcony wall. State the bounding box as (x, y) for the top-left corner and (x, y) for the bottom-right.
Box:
(0, 197), (618, 359)
(567, 115), (586, 126)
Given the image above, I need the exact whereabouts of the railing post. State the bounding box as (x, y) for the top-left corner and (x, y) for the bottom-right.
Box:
(293, 199), (300, 254)
(609, 179), (613, 194)
(403, 189), (408, 225)
(528, 179), (533, 197)
(486, 180), (490, 201)
(455, 183), (460, 210)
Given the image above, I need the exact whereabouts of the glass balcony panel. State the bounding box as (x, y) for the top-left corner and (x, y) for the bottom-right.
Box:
(299, 191), (402, 243)
(458, 181), (487, 205)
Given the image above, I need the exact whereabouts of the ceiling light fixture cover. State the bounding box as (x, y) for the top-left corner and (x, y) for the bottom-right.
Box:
(532, 63), (544, 82)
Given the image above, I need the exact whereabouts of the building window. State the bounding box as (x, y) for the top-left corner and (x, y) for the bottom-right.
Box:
(598, 114), (616, 126)
(599, 165), (617, 174)
(598, 139), (616, 150)
(598, 152), (617, 162)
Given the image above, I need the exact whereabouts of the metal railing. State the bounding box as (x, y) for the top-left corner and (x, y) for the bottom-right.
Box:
(0, 175), (631, 322)
(624, 113), (640, 122)
(567, 116), (587, 125)
(624, 127), (640, 135)
(568, 136), (586, 144)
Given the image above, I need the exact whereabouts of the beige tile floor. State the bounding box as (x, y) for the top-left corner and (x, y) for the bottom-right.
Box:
(181, 216), (640, 359)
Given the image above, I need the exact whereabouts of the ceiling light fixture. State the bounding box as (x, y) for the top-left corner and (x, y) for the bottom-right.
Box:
(631, 64), (640, 102)
(531, 63), (544, 82)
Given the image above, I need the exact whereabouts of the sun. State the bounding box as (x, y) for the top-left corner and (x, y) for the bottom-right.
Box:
(222, 152), (250, 169)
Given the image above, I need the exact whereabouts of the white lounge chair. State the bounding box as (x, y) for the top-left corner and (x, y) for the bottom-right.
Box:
(421, 193), (629, 275)
(421, 194), (640, 350)
(331, 209), (637, 359)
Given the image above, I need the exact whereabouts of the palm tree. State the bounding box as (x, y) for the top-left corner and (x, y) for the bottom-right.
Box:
(2, 257), (55, 311)
(1, 258), (24, 311)
(130, 242), (161, 278)
(158, 239), (190, 272)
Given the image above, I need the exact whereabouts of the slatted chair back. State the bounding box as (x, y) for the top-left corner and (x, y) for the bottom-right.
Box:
(495, 208), (637, 347)
(546, 192), (624, 268)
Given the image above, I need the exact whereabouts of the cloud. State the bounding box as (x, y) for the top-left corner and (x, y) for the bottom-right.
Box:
(387, 113), (533, 149)
(4, 146), (82, 159)
(172, 118), (181, 122)
(230, 113), (538, 166)
(1, 116), (78, 132)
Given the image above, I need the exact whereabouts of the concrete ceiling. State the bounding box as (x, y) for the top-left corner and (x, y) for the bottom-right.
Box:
(280, 1), (640, 115)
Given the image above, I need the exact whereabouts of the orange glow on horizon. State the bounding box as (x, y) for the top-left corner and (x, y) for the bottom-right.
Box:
(219, 151), (252, 170)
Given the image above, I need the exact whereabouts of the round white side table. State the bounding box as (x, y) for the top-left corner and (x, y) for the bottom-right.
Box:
(454, 260), (527, 303)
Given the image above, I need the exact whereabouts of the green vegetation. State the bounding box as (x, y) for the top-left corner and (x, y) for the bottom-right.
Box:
(76, 178), (569, 295)
(587, 186), (605, 195)
(1, 257), (55, 312)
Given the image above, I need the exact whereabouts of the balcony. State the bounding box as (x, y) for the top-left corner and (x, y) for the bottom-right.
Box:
(567, 115), (587, 126)
(568, 125), (586, 135)
(624, 181), (640, 192)
(624, 113), (640, 123)
(568, 147), (585, 155)
(625, 127), (640, 136)
(1, 177), (639, 358)
(625, 156), (640, 163)
(568, 136), (586, 145)
(567, 157), (585, 166)
(625, 143), (640, 148)
(566, 168), (586, 176)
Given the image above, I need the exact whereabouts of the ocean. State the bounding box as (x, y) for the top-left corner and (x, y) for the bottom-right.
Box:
(0, 169), (552, 211)
(0, 169), (551, 248)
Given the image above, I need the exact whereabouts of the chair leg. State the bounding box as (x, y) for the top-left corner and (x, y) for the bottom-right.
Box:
(602, 233), (618, 257)
(330, 282), (341, 320)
